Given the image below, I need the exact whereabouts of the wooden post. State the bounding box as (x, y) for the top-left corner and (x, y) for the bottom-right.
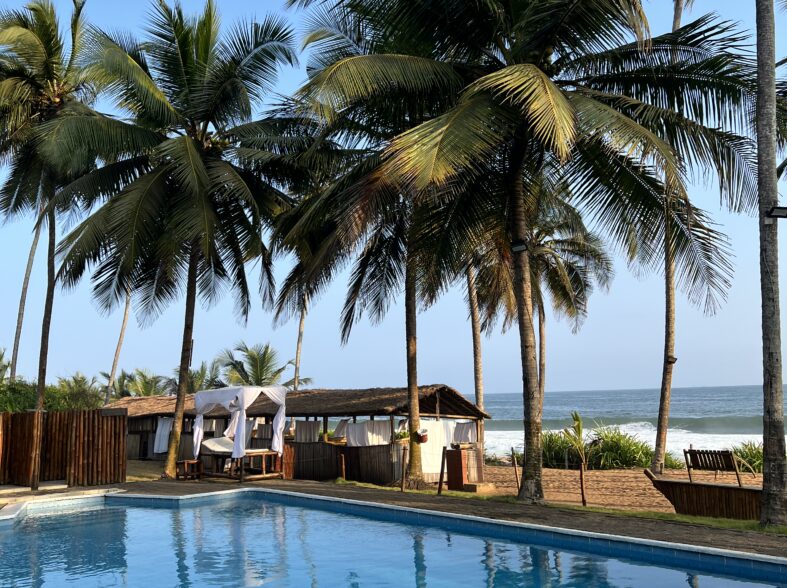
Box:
(401, 445), (409, 492)
(322, 416), (328, 437)
(436, 391), (441, 420)
(389, 415), (395, 443)
(339, 453), (346, 480)
(437, 446), (447, 495)
(476, 419), (485, 483)
(512, 447), (520, 493)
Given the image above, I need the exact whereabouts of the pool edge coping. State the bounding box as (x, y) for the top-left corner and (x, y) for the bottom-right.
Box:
(0, 488), (124, 524)
(104, 486), (787, 569)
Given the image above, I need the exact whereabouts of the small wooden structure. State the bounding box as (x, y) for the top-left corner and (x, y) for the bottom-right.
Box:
(644, 469), (762, 520)
(684, 448), (747, 486)
(109, 385), (488, 486)
(0, 409), (127, 487)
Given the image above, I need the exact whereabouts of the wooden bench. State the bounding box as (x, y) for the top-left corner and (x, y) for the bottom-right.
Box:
(684, 448), (747, 486)
(644, 469), (762, 520)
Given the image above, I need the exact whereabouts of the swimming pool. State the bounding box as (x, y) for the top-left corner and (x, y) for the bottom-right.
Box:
(1, 489), (784, 587)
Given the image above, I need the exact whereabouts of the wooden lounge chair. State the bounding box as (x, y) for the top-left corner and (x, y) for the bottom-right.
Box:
(684, 448), (747, 486)
(644, 469), (761, 520)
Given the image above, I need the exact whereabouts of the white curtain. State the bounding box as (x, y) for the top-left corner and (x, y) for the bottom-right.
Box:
(193, 386), (287, 458)
(332, 419), (350, 438)
(345, 422), (366, 447)
(345, 420), (392, 447)
(294, 421), (321, 443)
(419, 420), (447, 474)
(441, 420), (457, 447)
(365, 420), (391, 445)
(153, 417), (173, 453)
(453, 422), (477, 444)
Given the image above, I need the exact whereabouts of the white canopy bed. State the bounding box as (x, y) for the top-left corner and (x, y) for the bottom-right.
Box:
(192, 386), (287, 482)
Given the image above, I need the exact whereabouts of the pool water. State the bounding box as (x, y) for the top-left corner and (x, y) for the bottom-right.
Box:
(0, 494), (781, 587)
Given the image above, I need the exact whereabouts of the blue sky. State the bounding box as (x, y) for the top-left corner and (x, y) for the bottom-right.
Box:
(0, 0), (783, 394)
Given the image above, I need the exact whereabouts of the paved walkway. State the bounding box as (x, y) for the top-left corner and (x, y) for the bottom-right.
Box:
(114, 478), (787, 558)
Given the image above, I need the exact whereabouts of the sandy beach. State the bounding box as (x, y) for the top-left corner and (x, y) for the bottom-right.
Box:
(483, 466), (764, 512)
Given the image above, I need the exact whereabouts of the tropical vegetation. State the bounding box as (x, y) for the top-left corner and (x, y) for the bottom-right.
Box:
(0, 0), (784, 523)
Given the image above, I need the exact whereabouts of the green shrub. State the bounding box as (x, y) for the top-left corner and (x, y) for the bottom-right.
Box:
(664, 452), (684, 470)
(542, 430), (578, 468)
(0, 380), (39, 412)
(0, 375), (103, 412)
(587, 426), (652, 469)
(733, 442), (763, 473)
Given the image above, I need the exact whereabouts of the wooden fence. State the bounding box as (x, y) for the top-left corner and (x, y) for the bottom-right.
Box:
(0, 409), (127, 487)
(280, 442), (405, 485)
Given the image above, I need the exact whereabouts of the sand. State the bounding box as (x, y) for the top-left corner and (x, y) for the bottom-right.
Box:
(484, 465), (763, 512)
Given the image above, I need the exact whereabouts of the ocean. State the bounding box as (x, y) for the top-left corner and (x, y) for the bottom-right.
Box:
(482, 384), (787, 457)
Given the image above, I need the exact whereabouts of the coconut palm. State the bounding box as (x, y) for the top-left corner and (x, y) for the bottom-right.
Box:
(562, 411), (588, 507)
(290, 3), (467, 482)
(301, 0), (754, 500)
(418, 172), (613, 406)
(757, 0), (787, 526)
(167, 360), (225, 395)
(219, 342), (308, 388)
(44, 0), (298, 477)
(0, 0), (95, 397)
(100, 368), (133, 399)
(104, 289), (131, 404)
(127, 369), (167, 397)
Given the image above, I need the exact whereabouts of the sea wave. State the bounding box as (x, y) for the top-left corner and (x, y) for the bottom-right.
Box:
(485, 415), (764, 435)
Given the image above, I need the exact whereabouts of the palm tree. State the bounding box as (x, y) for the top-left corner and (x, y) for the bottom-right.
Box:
(304, 1), (753, 500)
(757, 0), (787, 526)
(562, 411), (588, 507)
(100, 368), (133, 399)
(0, 0), (96, 489)
(0, 0), (94, 393)
(168, 360), (225, 395)
(128, 369), (168, 397)
(104, 288), (131, 404)
(291, 4), (465, 482)
(46, 0), (298, 478)
(219, 342), (307, 387)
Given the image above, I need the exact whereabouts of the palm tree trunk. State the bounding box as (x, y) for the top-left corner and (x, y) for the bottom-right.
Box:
(755, 0), (787, 526)
(579, 462), (587, 507)
(466, 264), (485, 450)
(164, 249), (198, 478)
(509, 134), (543, 503)
(538, 302), (546, 399)
(293, 301), (307, 391)
(466, 265), (484, 410)
(10, 219), (42, 382)
(653, 0), (685, 475)
(653, 200), (676, 473)
(105, 289), (131, 405)
(405, 249), (422, 480)
(30, 207), (56, 490)
(35, 208), (56, 411)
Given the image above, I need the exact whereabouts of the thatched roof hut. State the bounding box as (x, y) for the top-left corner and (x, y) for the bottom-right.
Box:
(108, 384), (489, 421)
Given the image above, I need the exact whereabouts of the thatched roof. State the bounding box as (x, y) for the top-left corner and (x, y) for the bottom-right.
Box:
(108, 384), (489, 420)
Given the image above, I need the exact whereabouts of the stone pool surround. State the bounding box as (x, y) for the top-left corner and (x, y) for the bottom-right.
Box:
(2, 485), (786, 584)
